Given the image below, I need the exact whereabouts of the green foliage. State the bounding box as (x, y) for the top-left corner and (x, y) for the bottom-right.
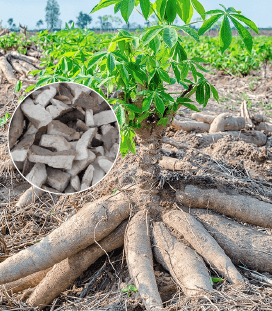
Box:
(0, 32), (39, 54)
(0, 113), (11, 127)
(121, 285), (138, 296)
(76, 11), (92, 28)
(14, 80), (22, 93)
(45, 0), (61, 30)
(210, 277), (225, 285)
(87, 0), (258, 156)
(5, 0), (258, 158)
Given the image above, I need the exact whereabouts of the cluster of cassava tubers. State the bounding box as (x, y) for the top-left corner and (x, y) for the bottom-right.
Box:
(0, 50), (42, 85)
(172, 102), (272, 147)
(0, 184), (272, 310)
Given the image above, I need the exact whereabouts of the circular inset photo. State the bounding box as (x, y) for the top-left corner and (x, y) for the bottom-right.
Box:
(8, 82), (120, 194)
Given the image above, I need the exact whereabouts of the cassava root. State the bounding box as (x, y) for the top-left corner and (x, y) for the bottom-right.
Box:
(192, 208), (272, 272)
(125, 210), (163, 311)
(176, 185), (272, 228)
(0, 193), (130, 284)
(1, 268), (51, 295)
(27, 220), (128, 309)
(152, 221), (213, 296)
(162, 210), (244, 285)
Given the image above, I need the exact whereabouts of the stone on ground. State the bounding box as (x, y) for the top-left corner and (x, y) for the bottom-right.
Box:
(85, 109), (95, 127)
(46, 98), (72, 119)
(92, 162), (105, 186)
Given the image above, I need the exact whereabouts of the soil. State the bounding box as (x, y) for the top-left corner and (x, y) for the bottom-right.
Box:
(0, 60), (272, 310)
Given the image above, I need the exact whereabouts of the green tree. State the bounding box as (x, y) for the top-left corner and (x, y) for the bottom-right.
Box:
(76, 11), (92, 29)
(45, 0), (60, 30)
(7, 18), (13, 28)
(36, 19), (44, 29)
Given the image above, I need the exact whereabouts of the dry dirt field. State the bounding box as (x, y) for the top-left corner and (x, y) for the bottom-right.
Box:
(0, 61), (272, 310)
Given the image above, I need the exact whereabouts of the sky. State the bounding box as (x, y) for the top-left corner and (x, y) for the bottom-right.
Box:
(0, 0), (272, 29)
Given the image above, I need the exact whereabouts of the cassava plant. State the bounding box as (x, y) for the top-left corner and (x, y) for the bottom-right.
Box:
(89, 0), (258, 157)
(4, 3), (272, 310)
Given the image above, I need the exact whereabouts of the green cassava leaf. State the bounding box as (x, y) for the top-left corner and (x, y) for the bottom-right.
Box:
(198, 13), (223, 36)
(121, 0), (135, 23)
(178, 26), (199, 41)
(176, 0), (192, 23)
(155, 93), (165, 114)
(163, 27), (178, 49)
(25, 84), (36, 93)
(179, 102), (200, 111)
(116, 104), (126, 127)
(91, 0), (120, 13)
(142, 94), (154, 111)
(14, 80), (22, 93)
(140, 0), (150, 20)
(230, 16), (253, 53)
(107, 53), (116, 73)
(230, 14), (259, 34)
(191, 0), (205, 19)
(203, 83), (210, 107)
(205, 9), (223, 14)
(165, 0), (177, 23)
(196, 83), (204, 104)
(210, 84), (219, 102)
(114, 1), (122, 12)
(219, 15), (232, 53)
(158, 68), (171, 83)
(142, 27), (163, 46)
(87, 51), (107, 69)
(149, 35), (161, 53)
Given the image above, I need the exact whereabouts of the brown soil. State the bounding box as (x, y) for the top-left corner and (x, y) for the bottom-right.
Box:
(1, 63), (272, 310)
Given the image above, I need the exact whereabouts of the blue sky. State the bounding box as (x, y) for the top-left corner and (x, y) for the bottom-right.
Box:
(0, 0), (271, 29)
